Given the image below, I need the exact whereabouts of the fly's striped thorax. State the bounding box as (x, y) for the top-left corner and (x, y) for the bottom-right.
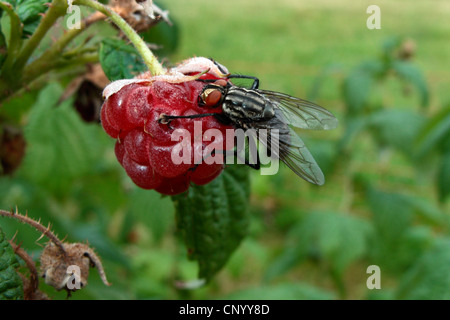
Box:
(223, 87), (273, 121)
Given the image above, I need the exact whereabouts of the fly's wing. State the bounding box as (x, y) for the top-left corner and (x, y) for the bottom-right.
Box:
(253, 112), (325, 185)
(279, 128), (325, 185)
(257, 89), (338, 130)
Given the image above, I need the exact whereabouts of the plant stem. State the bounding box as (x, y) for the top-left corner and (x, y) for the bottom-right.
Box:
(0, 1), (97, 102)
(13, 0), (68, 73)
(63, 46), (98, 58)
(54, 53), (98, 69)
(0, 209), (66, 256)
(9, 241), (40, 294)
(23, 25), (89, 84)
(0, 0), (166, 102)
(73, 0), (165, 76)
(0, 1), (23, 76)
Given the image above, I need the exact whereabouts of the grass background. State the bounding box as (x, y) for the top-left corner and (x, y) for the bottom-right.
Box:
(169, 0), (450, 106)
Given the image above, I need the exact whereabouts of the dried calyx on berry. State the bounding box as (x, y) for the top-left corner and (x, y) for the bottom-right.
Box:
(40, 242), (110, 292)
(0, 126), (26, 175)
(101, 57), (233, 195)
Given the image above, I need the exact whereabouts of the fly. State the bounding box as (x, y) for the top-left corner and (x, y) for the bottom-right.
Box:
(159, 60), (338, 185)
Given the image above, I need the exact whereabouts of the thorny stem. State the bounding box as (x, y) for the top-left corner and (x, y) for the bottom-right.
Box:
(9, 241), (39, 293)
(0, 0), (165, 102)
(73, 0), (165, 76)
(0, 0), (70, 101)
(0, 209), (67, 257)
(62, 45), (99, 58)
(13, 0), (68, 73)
(20, 0), (109, 91)
(26, 52), (99, 84)
(21, 5), (107, 92)
(0, 2), (23, 76)
(54, 53), (99, 68)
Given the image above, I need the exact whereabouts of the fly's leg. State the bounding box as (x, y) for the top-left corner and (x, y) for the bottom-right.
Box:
(196, 79), (224, 83)
(158, 113), (218, 125)
(240, 147), (261, 170)
(236, 134), (261, 169)
(158, 112), (231, 126)
(189, 148), (261, 172)
(227, 75), (260, 90)
(219, 147), (261, 170)
(208, 57), (230, 76)
(196, 74), (260, 89)
(191, 134), (261, 171)
(207, 58), (260, 89)
(187, 149), (234, 173)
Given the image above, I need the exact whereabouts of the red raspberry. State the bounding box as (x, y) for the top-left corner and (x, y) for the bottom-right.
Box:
(101, 73), (233, 195)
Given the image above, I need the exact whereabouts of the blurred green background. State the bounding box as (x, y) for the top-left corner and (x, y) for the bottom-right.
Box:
(1, 0), (449, 299)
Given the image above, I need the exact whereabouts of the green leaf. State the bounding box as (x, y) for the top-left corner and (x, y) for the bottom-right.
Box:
(265, 211), (371, 281)
(1, 0), (14, 5)
(342, 71), (373, 114)
(19, 83), (101, 194)
(263, 246), (304, 282)
(438, 151), (450, 202)
(127, 189), (175, 243)
(303, 139), (338, 176)
(396, 238), (450, 300)
(314, 213), (371, 275)
(368, 109), (425, 155)
(140, 16), (179, 58)
(338, 116), (370, 151)
(368, 189), (413, 242)
(99, 38), (148, 81)
(0, 15), (6, 69)
(0, 90), (38, 124)
(0, 1), (23, 71)
(381, 36), (402, 59)
(0, 227), (23, 300)
(392, 60), (429, 108)
(3, 0), (48, 37)
(172, 165), (250, 281)
(367, 189), (433, 273)
(15, 0), (46, 23)
(415, 104), (450, 158)
(404, 196), (445, 225)
(223, 283), (335, 300)
(342, 61), (384, 114)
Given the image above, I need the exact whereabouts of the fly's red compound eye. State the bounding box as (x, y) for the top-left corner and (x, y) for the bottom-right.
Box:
(198, 79), (227, 108)
(201, 88), (222, 107)
(213, 79), (228, 87)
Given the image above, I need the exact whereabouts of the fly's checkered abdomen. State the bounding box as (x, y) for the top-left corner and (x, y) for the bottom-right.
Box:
(223, 88), (274, 121)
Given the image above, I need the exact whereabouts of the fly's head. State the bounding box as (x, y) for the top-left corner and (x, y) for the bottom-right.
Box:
(198, 79), (229, 109)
